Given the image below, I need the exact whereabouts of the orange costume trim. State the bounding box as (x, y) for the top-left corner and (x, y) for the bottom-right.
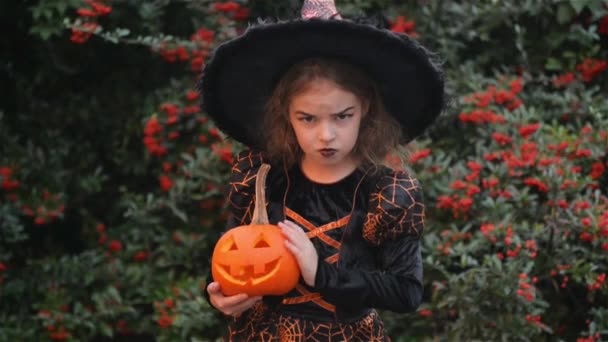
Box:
(280, 207), (350, 312)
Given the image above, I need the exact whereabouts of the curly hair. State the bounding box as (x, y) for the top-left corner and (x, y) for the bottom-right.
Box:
(263, 57), (408, 171)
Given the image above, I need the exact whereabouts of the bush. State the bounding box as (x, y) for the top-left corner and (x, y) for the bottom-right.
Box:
(1, 0), (607, 340)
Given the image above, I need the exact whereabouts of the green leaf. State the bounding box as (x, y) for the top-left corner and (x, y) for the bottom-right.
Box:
(545, 57), (563, 71)
(56, 2), (67, 13)
(556, 3), (574, 24)
(116, 28), (130, 37)
(99, 322), (114, 338)
(107, 286), (122, 304)
(167, 202), (188, 223)
(43, 8), (53, 20)
(570, 0), (589, 14)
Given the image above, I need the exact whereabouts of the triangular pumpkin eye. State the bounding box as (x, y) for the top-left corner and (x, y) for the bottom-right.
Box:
(229, 241), (238, 250)
(254, 235), (270, 248)
(222, 235), (238, 252)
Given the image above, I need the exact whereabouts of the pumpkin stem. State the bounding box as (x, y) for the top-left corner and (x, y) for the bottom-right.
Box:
(251, 163), (271, 225)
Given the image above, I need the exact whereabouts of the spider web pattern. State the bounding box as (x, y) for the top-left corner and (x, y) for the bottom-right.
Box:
(226, 302), (389, 341)
(362, 170), (425, 246)
(226, 150), (267, 226)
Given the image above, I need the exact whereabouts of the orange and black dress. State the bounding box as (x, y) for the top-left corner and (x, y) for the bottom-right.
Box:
(214, 149), (425, 341)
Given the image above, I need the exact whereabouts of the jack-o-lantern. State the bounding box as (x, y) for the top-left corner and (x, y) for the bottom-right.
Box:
(212, 164), (300, 296)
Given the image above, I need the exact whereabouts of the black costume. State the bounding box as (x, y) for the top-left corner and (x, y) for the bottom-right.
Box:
(220, 149), (425, 341)
(197, 2), (445, 340)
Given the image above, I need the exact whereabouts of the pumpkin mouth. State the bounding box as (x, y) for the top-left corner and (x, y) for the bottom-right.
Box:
(216, 258), (282, 285)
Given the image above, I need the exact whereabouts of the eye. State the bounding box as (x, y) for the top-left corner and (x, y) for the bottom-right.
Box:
(222, 235), (239, 252)
(254, 234), (271, 248)
(229, 241), (238, 250)
(298, 115), (314, 123)
(336, 113), (354, 120)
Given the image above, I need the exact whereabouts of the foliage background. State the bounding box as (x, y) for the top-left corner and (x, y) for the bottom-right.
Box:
(1, 0), (607, 341)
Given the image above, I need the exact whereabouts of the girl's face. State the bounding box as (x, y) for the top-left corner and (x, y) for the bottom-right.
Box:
(288, 78), (366, 170)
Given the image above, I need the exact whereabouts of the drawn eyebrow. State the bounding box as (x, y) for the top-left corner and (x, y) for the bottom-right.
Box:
(295, 106), (355, 116)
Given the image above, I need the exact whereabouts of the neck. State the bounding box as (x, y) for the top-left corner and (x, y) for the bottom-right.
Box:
(299, 156), (359, 184)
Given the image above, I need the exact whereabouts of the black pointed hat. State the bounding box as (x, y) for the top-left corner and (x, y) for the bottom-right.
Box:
(198, 16), (445, 149)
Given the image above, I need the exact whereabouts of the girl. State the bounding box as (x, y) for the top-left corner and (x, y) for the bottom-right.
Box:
(199, 1), (444, 340)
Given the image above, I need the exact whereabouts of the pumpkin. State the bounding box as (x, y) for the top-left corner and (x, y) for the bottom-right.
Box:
(211, 164), (300, 296)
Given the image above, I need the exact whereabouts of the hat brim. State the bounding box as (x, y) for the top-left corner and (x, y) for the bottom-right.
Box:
(199, 18), (444, 148)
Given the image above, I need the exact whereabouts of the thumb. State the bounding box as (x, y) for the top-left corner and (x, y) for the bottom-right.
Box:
(207, 281), (221, 294)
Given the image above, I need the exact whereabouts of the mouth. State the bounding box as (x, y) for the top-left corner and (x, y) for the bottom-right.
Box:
(318, 148), (337, 157)
(217, 258), (281, 285)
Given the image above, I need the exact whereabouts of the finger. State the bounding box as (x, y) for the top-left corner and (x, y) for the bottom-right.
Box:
(281, 225), (305, 249)
(279, 222), (299, 241)
(280, 220), (308, 239)
(281, 225), (314, 255)
(227, 296), (262, 316)
(284, 239), (300, 256)
(216, 293), (250, 310)
(279, 220), (297, 231)
(209, 291), (247, 311)
(207, 282), (221, 294)
(222, 297), (261, 317)
(208, 283), (227, 309)
(284, 221), (311, 240)
(283, 220), (305, 232)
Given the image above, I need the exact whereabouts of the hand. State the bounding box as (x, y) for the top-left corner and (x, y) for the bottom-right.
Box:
(279, 220), (318, 287)
(207, 282), (262, 317)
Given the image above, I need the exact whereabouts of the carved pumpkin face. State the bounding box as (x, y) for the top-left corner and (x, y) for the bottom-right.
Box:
(212, 224), (300, 296)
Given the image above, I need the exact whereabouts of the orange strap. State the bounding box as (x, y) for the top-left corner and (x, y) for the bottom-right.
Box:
(324, 253), (339, 264)
(282, 285), (336, 312)
(285, 207), (349, 249)
(282, 208), (347, 312)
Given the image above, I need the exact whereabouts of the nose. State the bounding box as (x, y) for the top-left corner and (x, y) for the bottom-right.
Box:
(318, 121), (336, 142)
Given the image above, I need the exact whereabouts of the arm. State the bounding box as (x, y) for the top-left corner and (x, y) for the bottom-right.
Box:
(314, 235), (422, 313)
(204, 149), (266, 312)
(314, 171), (425, 313)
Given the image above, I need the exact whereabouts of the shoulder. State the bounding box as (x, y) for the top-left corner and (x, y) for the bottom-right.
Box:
(230, 149), (267, 177)
(229, 148), (286, 195)
(225, 149), (272, 221)
(226, 149), (270, 201)
(363, 166), (425, 245)
(371, 167), (423, 207)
